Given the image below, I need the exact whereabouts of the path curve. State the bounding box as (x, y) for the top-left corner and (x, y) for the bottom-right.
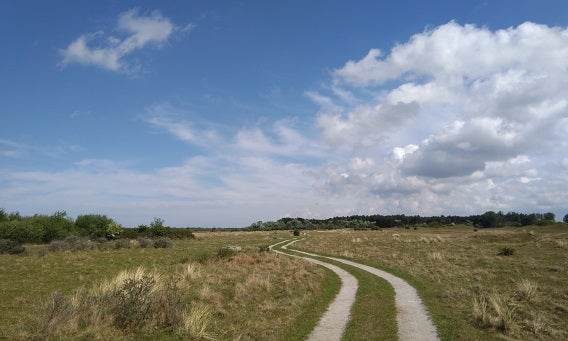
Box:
(284, 240), (439, 341)
(270, 240), (358, 341)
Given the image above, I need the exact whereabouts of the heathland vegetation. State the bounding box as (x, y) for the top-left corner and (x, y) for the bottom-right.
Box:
(1, 207), (566, 339)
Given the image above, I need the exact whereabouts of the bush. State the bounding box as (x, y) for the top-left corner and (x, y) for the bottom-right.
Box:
(258, 245), (270, 252)
(114, 239), (132, 249)
(217, 247), (236, 258)
(153, 237), (173, 248)
(111, 274), (157, 329)
(498, 247), (515, 256)
(47, 240), (68, 252)
(75, 214), (117, 239)
(0, 239), (25, 254)
(293, 229), (300, 236)
(168, 228), (195, 239)
(0, 213), (75, 244)
(195, 251), (212, 264)
(536, 219), (555, 226)
(150, 218), (169, 237)
(39, 267), (188, 335)
(136, 237), (154, 248)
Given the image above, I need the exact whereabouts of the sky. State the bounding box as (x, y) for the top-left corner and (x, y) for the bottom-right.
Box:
(1, 1), (568, 227)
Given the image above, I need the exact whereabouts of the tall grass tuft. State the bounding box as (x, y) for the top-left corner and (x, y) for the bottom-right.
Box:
(516, 279), (538, 301)
(489, 292), (517, 332)
(37, 266), (202, 338)
(473, 291), (518, 332)
(181, 304), (213, 339)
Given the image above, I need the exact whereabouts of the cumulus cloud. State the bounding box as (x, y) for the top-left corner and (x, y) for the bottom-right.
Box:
(59, 9), (189, 72)
(309, 21), (568, 216)
(335, 21), (568, 85)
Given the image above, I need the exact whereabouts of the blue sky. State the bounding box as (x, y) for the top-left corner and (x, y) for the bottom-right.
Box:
(1, 1), (568, 227)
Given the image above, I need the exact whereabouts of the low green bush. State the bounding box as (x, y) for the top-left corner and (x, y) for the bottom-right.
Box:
(217, 247), (236, 258)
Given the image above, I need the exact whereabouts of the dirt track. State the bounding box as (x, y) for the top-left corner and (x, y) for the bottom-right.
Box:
(271, 239), (439, 341)
(271, 240), (357, 341)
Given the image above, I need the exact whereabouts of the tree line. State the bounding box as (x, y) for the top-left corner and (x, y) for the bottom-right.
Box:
(247, 211), (565, 231)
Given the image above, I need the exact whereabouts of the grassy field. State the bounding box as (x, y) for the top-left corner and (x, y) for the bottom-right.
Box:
(0, 231), (337, 340)
(2, 225), (566, 340)
(293, 224), (568, 340)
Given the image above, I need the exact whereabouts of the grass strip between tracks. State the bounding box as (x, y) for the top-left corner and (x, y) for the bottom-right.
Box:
(273, 240), (398, 340)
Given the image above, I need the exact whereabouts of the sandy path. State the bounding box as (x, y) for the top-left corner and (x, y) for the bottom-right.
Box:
(285, 240), (439, 341)
(270, 240), (358, 341)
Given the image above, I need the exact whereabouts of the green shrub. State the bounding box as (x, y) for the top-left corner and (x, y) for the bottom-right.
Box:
(537, 219), (555, 226)
(150, 218), (169, 237)
(195, 251), (212, 264)
(105, 222), (123, 240)
(75, 214), (116, 239)
(293, 229), (300, 236)
(168, 228), (195, 239)
(0, 239), (26, 254)
(0, 213), (74, 244)
(217, 247), (236, 258)
(258, 245), (270, 252)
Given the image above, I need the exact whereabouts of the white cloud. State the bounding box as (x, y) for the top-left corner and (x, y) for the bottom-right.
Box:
(335, 21), (568, 86)
(5, 21), (568, 227)
(235, 121), (324, 158)
(144, 103), (219, 147)
(317, 101), (420, 148)
(308, 21), (568, 217)
(59, 9), (187, 73)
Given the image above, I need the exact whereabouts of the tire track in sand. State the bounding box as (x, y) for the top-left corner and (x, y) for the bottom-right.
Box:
(284, 240), (439, 341)
(270, 240), (357, 341)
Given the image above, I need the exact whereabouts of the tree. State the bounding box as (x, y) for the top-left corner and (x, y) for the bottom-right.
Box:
(543, 212), (555, 221)
(564, 214), (568, 224)
(150, 217), (169, 237)
(105, 222), (123, 239)
(480, 211), (502, 228)
(75, 214), (115, 238)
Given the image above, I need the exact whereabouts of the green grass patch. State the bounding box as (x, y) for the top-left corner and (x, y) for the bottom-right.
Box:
(277, 266), (341, 341)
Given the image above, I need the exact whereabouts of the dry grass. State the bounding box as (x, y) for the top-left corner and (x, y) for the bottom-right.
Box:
(295, 225), (568, 340)
(182, 304), (213, 339)
(0, 231), (330, 340)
